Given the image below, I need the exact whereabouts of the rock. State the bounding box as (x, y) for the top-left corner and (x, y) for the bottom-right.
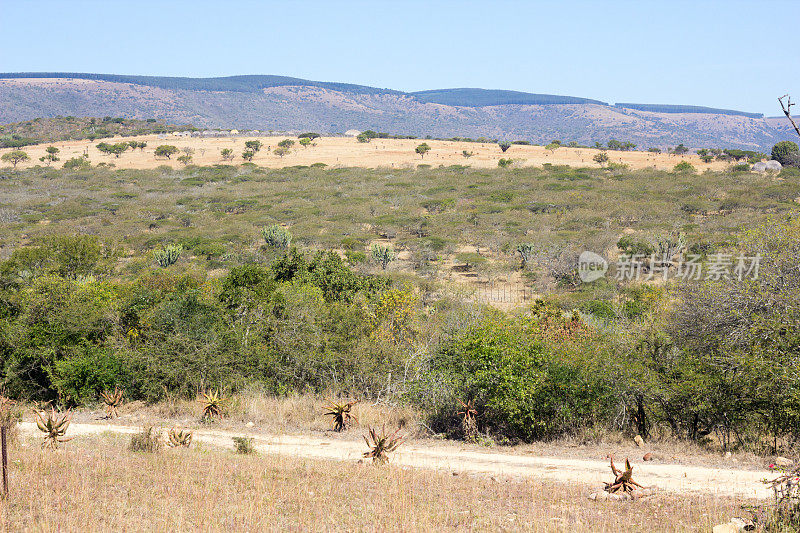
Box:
(245, 421), (255, 428)
(643, 452), (653, 461)
(765, 160), (782, 171)
(730, 517), (754, 530)
(776, 456), (793, 467)
(634, 434), (645, 447)
(752, 162), (767, 172)
(712, 524), (739, 533)
(724, 451), (732, 460)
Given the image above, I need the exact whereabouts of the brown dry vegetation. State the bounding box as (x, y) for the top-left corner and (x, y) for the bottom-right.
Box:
(1, 433), (747, 532)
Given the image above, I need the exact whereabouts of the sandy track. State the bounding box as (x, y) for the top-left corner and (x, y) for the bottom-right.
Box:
(20, 421), (772, 500)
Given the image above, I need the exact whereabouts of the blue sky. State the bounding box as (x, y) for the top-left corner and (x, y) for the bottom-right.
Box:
(1, 0), (797, 116)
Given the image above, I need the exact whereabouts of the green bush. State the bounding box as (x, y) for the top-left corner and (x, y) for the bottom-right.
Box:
(417, 308), (614, 441)
(49, 345), (124, 405)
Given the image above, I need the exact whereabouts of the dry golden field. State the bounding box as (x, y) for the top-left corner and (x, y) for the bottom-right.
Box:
(2, 429), (751, 532)
(0, 134), (724, 172)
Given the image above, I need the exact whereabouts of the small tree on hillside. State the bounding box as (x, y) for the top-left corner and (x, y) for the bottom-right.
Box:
(593, 151), (609, 166)
(154, 145), (179, 159)
(137, 141), (147, 151)
(40, 146), (60, 166)
(177, 154), (193, 165)
(299, 137), (312, 148)
(109, 143), (129, 158)
(273, 146), (289, 157)
(356, 133), (370, 143)
(1, 150), (29, 168)
(545, 141), (561, 153)
(771, 140), (799, 165)
(245, 140), (263, 153)
(221, 148), (234, 161)
(672, 143), (689, 155)
(242, 149), (255, 161)
(278, 139), (295, 149)
(498, 141), (511, 153)
(415, 143), (430, 159)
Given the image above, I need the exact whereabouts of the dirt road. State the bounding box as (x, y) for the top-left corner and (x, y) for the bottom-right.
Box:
(20, 421), (773, 499)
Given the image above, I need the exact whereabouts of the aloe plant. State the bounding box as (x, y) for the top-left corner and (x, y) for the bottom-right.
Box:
(197, 389), (227, 419)
(168, 426), (193, 448)
(363, 426), (403, 465)
(100, 386), (124, 418)
(324, 400), (358, 432)
(34, 407), (73, 449)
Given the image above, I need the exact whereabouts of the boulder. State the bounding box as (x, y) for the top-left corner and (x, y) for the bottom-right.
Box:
(752, 162), (767, 172)
(776, 456), (794, 467)
(634, 434), (645, 447)
(765, 160), (783, 171)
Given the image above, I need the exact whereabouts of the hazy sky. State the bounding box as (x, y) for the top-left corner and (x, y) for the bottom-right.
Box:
(1, 0), (797, 116)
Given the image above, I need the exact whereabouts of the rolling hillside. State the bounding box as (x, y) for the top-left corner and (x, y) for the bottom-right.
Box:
(0, 73), (795, 150)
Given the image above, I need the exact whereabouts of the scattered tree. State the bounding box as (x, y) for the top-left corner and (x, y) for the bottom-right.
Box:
(177, 154), (193, 165)
(356, 133), (370, 143)
(462, 150), (474, 158)
(299, 137), (312, 148)
(593, 151), (609, 166)
(273, 147), (289, 157)
(245, 140), (263, 153)
(277, 139), (295, 149)
(154, 145), (179, 159)
(1, 150), (29, 167)
(40, 146), (60, 165)
(498, 141), (512, 153)
(298, 132), (320, 140)
(221, 148), (234, 161)
(771, 140), (799, 165)
(242, 149), (255, 161)
(672, 144), (689, 155)
(415, 143), (430, 159)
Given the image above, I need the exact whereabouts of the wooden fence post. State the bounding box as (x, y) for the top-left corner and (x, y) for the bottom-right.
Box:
(1, 425), (8, 498)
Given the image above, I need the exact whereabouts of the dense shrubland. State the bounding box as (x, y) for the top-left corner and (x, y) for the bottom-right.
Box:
(1, 159), (799, 452)
(0, 215), (798, 454)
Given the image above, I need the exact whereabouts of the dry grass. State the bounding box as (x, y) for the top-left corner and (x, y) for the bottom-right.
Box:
(0, 434), (747, 532)
(73, 392), (767, 471)
(0, 134), (724, 172)
(88, 392), (423, 438)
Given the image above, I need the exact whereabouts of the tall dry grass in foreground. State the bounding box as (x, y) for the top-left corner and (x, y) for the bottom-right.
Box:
(0, 435), (745, 532)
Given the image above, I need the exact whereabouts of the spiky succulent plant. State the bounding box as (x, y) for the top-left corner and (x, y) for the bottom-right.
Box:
(100, 386), (124, 418)
(363, 425), (403, 465)
(168, 426), (193, 448)
(34, 407), (73, 449)
(197, 390), (227, 419)
(324, 399), (357, 432)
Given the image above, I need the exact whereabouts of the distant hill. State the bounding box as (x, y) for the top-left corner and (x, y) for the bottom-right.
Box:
(0, 73), (795, 150)
(411, 88), (606, 107)
(0, 116), (193, 148)
(615, 103), (763, 119)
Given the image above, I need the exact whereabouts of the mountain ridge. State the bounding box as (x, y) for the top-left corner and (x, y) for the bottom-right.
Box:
(0, 73), (794, 150)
